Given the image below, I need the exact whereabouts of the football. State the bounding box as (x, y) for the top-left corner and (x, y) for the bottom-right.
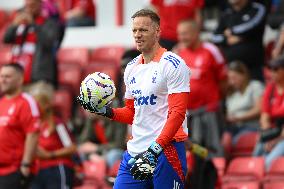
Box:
(80, 72), (116, 109)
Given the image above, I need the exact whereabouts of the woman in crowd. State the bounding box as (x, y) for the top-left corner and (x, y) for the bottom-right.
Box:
(225, 61), (264, 144)
(29, 82), (77, 189)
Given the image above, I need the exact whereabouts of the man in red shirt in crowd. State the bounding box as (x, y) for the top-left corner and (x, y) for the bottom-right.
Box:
(150, 0), (204, 50)
(58, 0), (96, 27)
(0, 64), (40, 189)
(176, 20), (227, 156)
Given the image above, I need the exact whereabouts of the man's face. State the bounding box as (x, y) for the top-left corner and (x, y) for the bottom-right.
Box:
(25, 0), (41, 16)
(271, 67), (284, 83)
(228, 70), (245, 90)
(177, 22), (199, 48)
(0, 67), (22, 95)
(228, 0), (248, 10)
(132, 16), (160, 53)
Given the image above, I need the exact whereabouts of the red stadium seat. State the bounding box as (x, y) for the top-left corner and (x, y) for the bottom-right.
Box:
(264, 157), (284, 182)
(212, 157), (226, 178)
(108, 160), (121, 177)
(263, 182), (284, 189)
(58, 63), (82, 95)
(74, 184), (100, 189)
(53, 89), (73, 122)
(83, 62), (119, 85)
(222, 181), (259, 189)
(223, 157), (265, 183)
(231, 132), (259, 157)
(90, 46), (125, 68)
(58, 47), (90, 67)
(0, 47), (12, 65)
(83, 155), (107, 181)
(0, 9), (7, 29)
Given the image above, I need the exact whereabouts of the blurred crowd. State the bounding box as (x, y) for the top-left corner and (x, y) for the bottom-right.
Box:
(0, 0), (284, 189)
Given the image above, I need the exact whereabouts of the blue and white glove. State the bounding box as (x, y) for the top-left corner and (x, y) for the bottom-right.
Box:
(128, 142), (163, 180)
(76, 95), (114, 118)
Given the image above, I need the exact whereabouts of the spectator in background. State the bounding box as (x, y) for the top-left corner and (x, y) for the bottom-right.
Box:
(118, 48), (141, 104)
(267, 0), (284, 29)
(59, 0), (95, 27)
(253, 55), (284, 169)
(42, 0), (65, 47)
(225, 61), (264, 144)
(266, 0), (284, 60)
(29, 82), (76, 189)
(150, 0), (204, 50)
(176, 20), (227, 156)
(0, 63), (40, 189)
(271, 27), (284, 60)
(3, 0), (62, 88)
(212, 0), (266, 81)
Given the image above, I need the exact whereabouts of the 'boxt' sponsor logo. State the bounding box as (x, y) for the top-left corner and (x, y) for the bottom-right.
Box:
(134, 94), (157, 107)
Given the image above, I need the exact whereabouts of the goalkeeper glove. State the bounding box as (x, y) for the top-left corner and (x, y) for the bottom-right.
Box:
(128, 141), (163, 180)
(76, 95), (114, 118)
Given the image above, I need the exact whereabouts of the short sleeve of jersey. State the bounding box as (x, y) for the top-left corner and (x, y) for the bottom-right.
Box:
(162, 52), (190, 94)
(194, 0), (205, 8)
(211, 54), (227, 81)
(261, 84), (274, 114)
(21, 94), (40, 133)
(203, 42), (227, 81)
(251, 81), (264, 100)
(150, 0), (163, 7)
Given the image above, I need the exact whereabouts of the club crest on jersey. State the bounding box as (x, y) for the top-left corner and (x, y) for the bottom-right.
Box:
(134, 94), (157, 107)
(152, 70), (158, 83)
(8, 104), (15, 115)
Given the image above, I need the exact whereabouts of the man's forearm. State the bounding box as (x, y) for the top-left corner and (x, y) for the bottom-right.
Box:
(22, 132), (38, 165)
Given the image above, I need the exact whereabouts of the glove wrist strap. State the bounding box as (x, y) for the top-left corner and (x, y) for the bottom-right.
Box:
(149, 141), (163, 156)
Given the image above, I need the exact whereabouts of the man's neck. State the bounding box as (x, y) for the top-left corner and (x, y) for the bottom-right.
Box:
(5, 89), (21, 99)
(142, 43), (161, 64)
(188, 40), (201, 50)
(232, 1), (248, 12)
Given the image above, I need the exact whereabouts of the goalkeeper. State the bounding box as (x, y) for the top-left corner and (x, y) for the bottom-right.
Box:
(78, 9), (190, 189)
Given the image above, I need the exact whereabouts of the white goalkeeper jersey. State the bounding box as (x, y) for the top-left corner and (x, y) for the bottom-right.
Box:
(124, 48), (190, 156)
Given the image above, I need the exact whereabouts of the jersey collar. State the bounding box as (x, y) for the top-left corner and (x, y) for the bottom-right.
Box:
(139, 47), (167, 64)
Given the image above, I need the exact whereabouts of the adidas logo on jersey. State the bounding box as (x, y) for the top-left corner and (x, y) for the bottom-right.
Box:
(134, 94), (157, 107)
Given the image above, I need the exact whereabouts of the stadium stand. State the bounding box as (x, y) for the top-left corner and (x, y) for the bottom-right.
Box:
(80, 155), (107, 189)
(212, 157), (226, 178)
(90, 45), (125, 67)
(54, 88), (73, 122)
(222, 157), (265, 183)
(0, 9), (7, 29)
(263, 182), (284, 189)
(231, 132), (259, 157)
(263, 157), (284, 183)
(58, 63), (82, 95)
(0, 46), (11, 65)
(1, 1), (284, 188)
(57, 47), (90, 67)
(222, 181), (260, 189)
(83, 62), (119, 85)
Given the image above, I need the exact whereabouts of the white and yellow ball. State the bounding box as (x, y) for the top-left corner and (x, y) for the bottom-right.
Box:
(80, 72), (116, 108)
